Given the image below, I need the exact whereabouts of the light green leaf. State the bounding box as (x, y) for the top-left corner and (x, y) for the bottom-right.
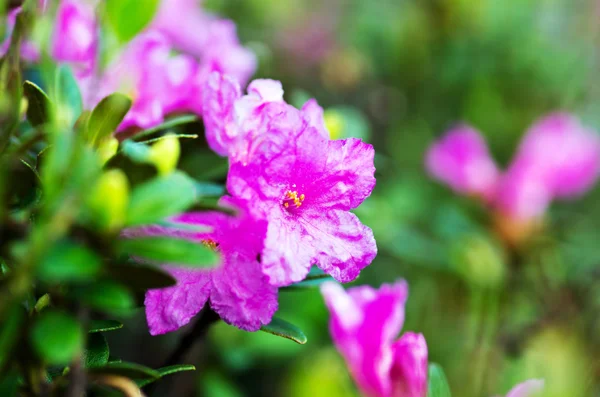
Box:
(427, 363), (452, 397)
(133, 114), (198, 140)
(118, 237), (219, 268)
(84, 333), (110, 368)
(137, 364), (196, 387)
(260, 317), (307, 345)
(75, 281), (135, 316)
(37, 240), (102, 283)
(125, 171), (198, 226)
(23, 81), (52, 127)
(106, 0), (160, 42)
(54, 65), (83, 126)
(88, 319), (123, 333)
(85, 93), (132, 145)
(30, 311), (83, 365)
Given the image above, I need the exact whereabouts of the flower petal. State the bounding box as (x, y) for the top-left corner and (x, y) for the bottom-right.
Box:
(144, 267), (211, 335)
(305, 209), (377, 283)
(426, 125), (498, 200)
(302, 99), (330, 139)
(505, 379), (544, 397)
(390, 332), (428, 397)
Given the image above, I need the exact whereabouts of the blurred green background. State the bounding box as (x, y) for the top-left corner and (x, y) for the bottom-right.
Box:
(112, 0), (600, 396)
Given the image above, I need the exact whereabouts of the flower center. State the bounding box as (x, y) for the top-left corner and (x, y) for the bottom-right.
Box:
(282, 190), (305, 210)
(201, 239), (219, 250)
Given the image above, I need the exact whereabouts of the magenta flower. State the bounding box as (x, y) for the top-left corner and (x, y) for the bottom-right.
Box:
(227, 119), (376, 286)
(321, 280), (428, 397)
(151, 0), (256, 85)
(427, 113), (600, 223)
(0, 8), (41, 62)
(143, 198), (278, 335)
(202, 71), (330, 163)
(51, 0), (97, 74)
(425, 125), (499, 201)
(496, 379), (544, 397)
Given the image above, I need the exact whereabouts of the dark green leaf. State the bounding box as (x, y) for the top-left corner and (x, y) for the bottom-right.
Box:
(55, 65), (83, 126)
(37, 240), (102, 283)
(427, 363), (452, 397)
(106, 0), (160, 42)
(109, 262), (177, 290)
(137, 364), (196, 387)
(75, 281), (135, 316)
(84, 333), (110, 368)
(88, 362), (160, 380)
(23, 81), (52, 127)
(133, 114), (198, 140)
(0, 304), (25, 368)
(30, 310), (83, 365)
(125, 171), (197, 226)
(260, 317), (307, 345)
(85, 93), (132, 145)
(118, 237), (219, 268)
(88, 319), (123, 333)
(0, 371), (19, 396)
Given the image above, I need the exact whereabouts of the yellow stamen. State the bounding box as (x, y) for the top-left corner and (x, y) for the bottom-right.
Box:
(202, 239), (218, 250)
(283, 190), (305, 208)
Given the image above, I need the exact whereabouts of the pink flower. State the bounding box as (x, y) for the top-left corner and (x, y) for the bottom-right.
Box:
(0, 8), (41, 62)
(143, 198), (278, 335)
(151, 0), (256, 85)
(427, 113), (600, 223)
(498, 379), (544, 397)
(202, 71), (330, 162)
(321, 281), (428, 397)
(51, 0), (98, 74)
(425, 125), (499, 201)
(227, 120), (377, 286)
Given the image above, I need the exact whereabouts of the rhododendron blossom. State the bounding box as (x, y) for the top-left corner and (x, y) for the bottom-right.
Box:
(321, 280), (428, 397)
(142, 198), (278, 335)
(227, 119), (377, 286)
(426, 113), (600, 222)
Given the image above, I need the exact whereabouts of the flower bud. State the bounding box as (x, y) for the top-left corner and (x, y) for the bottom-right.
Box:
(86, 169), (129, 231)
(450, 234), (506, 288)
(148, 134), (180, 175)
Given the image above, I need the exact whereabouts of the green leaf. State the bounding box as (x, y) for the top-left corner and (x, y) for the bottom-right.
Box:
(0, 304), (25, 368)
(75, 281), (135, 316)
(88, 319), (123, 333)
(282, 267), (333, 290)
(23, 81), (52, 127)
(85, 93), (132, 145)
(137, 364), (196, 387)
(106, 0), (160, 42)
(88, 362), (160, 381)
(133, 114), (198, 140)
(125, 171), (198, 226)
(260, 317), (307, 345)
(120, 140), (152, 163)
(84, 333), (110, 368)
(37, 240), (102, 283)
(54, 65), (83, 126)
(109, 262), (177, 290)
(195, 182), (225, 197)
(118, 237), (219, 268)
(427, 363), (452, 397)
(30, 310), (83, 365)
(0, 371), (19, 396)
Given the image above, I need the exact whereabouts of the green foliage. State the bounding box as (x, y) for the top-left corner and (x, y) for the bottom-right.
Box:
(37, 240), (102, 283)
(427, 364), (452, 397)
(118, 236), (219, 267)
(137, 364), (197, 387)
(105, 0), (160, 42)
(261, 317), (308, 345)
(88, 320), (124, 334)
(84, 333), (110, 368)
(23, 81), (51, 127)
(73, 281), (136, 316)
(30, 310), (84, 365)
(85, 93), (132, 145)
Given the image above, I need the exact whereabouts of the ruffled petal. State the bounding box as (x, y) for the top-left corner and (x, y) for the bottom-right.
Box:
(311, 138), (376, 210)
(304, 209), (377, 283)
(390, 332), (428, 397)
(201, 72), (242, 156)
(425, 125), (498, 200)
(144, 267), (212, 335)
(301, 99), (330, 139)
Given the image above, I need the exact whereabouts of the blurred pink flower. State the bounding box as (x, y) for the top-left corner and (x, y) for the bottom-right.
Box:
(142, 198), (278, 335)
(425, 125), (499, 200)
(427, 113), (600, 223)
(151, 0), (256, 86)
(497, 379), (544, 397)
(0, 8), (41, 62)
(202, 71), (329, 163)
(321, 280), (428, 397)
(227, 120), (377, 286)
